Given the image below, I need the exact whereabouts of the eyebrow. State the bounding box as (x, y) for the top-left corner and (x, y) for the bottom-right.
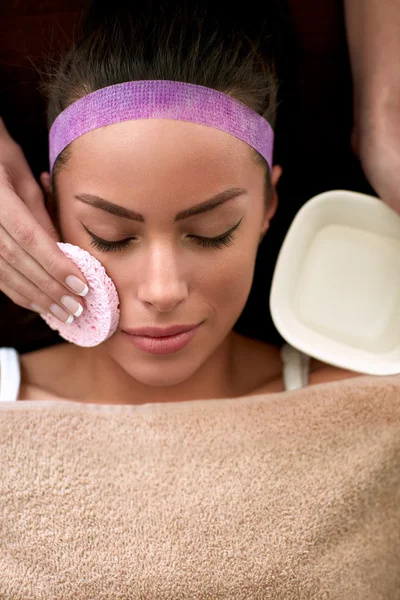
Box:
(74, 187), (246, 222)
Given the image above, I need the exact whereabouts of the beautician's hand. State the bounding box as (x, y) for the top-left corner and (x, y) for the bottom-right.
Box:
(0, 117), (88, 322)
(352, 97), (400, 215)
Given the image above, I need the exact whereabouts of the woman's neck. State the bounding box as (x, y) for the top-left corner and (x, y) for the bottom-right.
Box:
(76, 333), (239, 406)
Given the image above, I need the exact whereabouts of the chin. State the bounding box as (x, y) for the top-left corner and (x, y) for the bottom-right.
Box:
(125, 360), (198, 388)
(107, 338), (202, 388)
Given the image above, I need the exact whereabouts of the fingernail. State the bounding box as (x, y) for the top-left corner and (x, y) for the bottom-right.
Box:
(61, 295), (84, 317)
(50, 303), (74, 324)
(65, 275), (89, 297)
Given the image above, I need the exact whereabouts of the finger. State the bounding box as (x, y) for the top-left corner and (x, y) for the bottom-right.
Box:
(0, 253), (79, 323)
(14, 174), (60, 242)
(0, 283), (67, 324)
(0, 145), (58, 241)
(0, 284), (44, 316)
(0, 183), (89, 298)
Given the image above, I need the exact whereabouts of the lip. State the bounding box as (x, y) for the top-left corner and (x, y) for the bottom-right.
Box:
(123, 324), (200, 337)
(122, 323), (202, 355)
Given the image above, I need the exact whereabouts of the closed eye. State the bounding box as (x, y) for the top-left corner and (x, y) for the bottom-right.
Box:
(81, 218), (243, 253)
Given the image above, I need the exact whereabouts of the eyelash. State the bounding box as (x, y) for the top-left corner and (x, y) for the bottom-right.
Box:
(86, 218), (243, 253)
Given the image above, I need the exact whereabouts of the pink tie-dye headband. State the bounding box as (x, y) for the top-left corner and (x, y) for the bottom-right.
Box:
(49, 80), (274, 173)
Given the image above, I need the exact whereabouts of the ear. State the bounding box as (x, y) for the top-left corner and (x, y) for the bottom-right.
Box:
(267, 164), (282, 219)
(39, 171), (63, 240)
(259, 164), (282, 242)
(40, 171), (56, 222)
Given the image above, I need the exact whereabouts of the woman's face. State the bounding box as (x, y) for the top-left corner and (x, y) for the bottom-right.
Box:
(53, 119), (279, 387)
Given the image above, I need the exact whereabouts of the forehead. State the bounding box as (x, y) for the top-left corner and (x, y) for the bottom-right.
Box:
(63, 119), (257, 183)
(55, 120), (265, 222)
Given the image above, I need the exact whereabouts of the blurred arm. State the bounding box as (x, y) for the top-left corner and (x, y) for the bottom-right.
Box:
(344, 0), (400, 132)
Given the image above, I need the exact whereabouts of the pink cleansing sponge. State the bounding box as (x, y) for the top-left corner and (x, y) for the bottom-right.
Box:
(41, 243), (120, 347)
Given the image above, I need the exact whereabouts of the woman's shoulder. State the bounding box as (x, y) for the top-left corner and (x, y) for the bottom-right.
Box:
(307, 357), (361, 386)
(232, 334), (362, 395)
(18, 343), (82, 401)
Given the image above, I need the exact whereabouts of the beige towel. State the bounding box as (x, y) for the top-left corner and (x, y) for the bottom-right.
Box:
(1, 374), (400, 599)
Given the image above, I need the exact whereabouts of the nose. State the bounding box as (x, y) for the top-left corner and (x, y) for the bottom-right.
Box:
(137, 243), (188, 312)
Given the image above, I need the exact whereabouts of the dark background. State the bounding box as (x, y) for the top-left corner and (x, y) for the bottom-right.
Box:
(0, 0), (374, 353)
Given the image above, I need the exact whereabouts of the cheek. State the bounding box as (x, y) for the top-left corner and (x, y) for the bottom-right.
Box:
(193, 235), (259, 318)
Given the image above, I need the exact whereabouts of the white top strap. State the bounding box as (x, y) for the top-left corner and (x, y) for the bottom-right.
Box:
(280, 343), (310, 391)
(0, 347), (21, 402)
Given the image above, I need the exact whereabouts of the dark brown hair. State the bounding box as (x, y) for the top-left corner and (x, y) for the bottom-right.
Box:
(45, 0), (279, 179)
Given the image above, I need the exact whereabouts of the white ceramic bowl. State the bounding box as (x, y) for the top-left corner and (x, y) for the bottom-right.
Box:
(270, 190), (400, 375)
